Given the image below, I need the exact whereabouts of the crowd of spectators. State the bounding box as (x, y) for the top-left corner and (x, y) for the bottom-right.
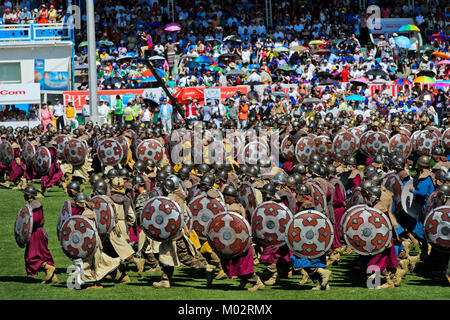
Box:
(1, 1), (67, 24)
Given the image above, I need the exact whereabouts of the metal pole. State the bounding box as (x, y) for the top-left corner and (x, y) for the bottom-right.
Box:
(86, 0), (99, 123)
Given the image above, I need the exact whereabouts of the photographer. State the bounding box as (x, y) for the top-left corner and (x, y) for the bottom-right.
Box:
(139, 31), (153, 58)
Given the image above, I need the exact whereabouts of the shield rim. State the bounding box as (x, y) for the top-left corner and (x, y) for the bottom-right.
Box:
(59, 215), (99, 260)
(90, 195), (116, 236)
(14, 204), (33, 248)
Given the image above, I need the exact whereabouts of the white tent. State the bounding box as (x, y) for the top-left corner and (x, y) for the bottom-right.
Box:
(0, 83), (41, 128)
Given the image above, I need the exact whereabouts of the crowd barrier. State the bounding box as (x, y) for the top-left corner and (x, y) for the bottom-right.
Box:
(0, 23), (74, 43)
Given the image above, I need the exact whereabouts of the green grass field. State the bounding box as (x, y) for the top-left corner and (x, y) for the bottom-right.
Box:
(0, 184), (449, 300)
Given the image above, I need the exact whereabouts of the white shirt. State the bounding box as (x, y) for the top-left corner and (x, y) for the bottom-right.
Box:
(82, 104), (90, 116)
(141, 109), (151, 122)
(53, 103), (65, 117)
(98, 104), (110, 118)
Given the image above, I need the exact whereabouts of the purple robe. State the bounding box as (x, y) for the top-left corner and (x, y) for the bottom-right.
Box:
(365, 157), (374, 166)
(364, 240), (398, 271)
(24, 203), (55, 276)
(260, 245), (292, 265)
(71, 206), (83, 216)
(282, 161), (294, 173)
(41, 147), (63, 189)
(9, 149), (25, 183)
(220, 246), (254, 277)
(331, 185), (346, 249)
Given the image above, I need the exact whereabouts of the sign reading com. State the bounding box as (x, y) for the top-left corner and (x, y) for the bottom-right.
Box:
(168, 122), (280, 166)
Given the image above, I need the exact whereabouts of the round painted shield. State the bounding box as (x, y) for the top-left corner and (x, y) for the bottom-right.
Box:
(346, 189), (365, 209)
(401, 124), (413, 133)
(363, 131), (390, 157)
(239, 142), (269, 166)
(251, 201), (293, 247)
(139, 196), (184, 241)
(340, 204), (368, 235)
(90, 195), (115, 237)
(64, 139), (86, 167)
(314, 135), (333, 157)
(295, 136), (316, 164)
(442, 128), (450, 153)
(423, 191), (438, 221)
(21, 140), (35, 166)
(359, 130), (373, 156)
(0, 140), (14, 167)
(310, 183), (327, 214)
(14, 205), (33, 248)
(415, 130), (440, 155)
(424, 206), (450, 253)
(136, 139), (164, 165)
(342, 206), (392, 256)
(185, 203), (194, 233)
(206, 212), (252, 258)
(57, 200), (72, 241)
(188, 194), (227, 240)
(382, 171), (402, 213)
(54, 134), (69, 160)
(426, 126), (441, 139)
(285, 210), (334, 259)
(97, 138), (123, 166)
(60, 216), (99, 260)
(333, 132), (358, 157)
(389, 134), (412, 159)
(33, 146), (52, 176)
(206, 140), (226, 164)
(348, 127), (363, 146)
(410, 130), (422, 152)
(281, 136), (296, 161)
(116, 136), (130, 161)
(401, 180), (422, 219)
(238, 182), (258, 218)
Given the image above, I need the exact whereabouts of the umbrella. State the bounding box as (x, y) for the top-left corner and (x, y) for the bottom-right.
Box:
(431, 83), (450, 87)
(319, 78), (336, 85)
(272, 92), (288, 98)
(223, 35), (242, 42)
(141, 77), (157, 83)
(419, 44), (436, 52)
(185, 61), (199, 69)
(208, 65), (225, 73)
(75, 64), (88, 70)
(366, 70), (387, 78)
(432, 51), (450, 59)
(127, 74), (143, 81)
(226, 69), (246, 76)
(309, 40), (326, 46)
(432, 52), (450, 59)
(399, 24), (420, 32)
(416, 70), (436, 78)
(302, 98), (323, 104)
(99, 40), (114, 46)
(101, 56), (116, 64)
(149, 55), (166, 61)
(428, 34), (447, 42)
(182, 53), (198, 59)
(413, 76), (435, 84)
(277, 65), (296, 72)
(291, 45), (307, 52)
(194, 56), (215, 64)
(164, 23), (182, 32)
(218, 53), (238, 60)
(316, 71), (332, 78)
(438, 60), (450, 66)
(394, 36), (412, 49)
(116, 56), (134, 63)
(274, 46), (290, 53)
(78, 41), (88, 48)
(312, 49), (331, 55)
(345, 95), (365, 101)
(393, 78), (413, 86)
(350, 77), (369, 85)
(102, 77), (124, 86)
(143, 97), (160, 108)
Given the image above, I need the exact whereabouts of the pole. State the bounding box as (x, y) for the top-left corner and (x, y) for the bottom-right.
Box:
(86, 0), (100, 123)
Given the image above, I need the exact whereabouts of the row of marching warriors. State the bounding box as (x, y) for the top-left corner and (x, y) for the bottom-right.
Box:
(6, 118), (450, 289)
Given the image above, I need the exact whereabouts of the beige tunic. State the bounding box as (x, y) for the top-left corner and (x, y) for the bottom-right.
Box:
(80, 209), (120, 283)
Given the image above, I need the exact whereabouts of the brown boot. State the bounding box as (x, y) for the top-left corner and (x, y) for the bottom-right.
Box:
(393, 268), (407, 286)
(205, 264), (216, 287)
(153, 280), (170, 288)
(377, 270), (394, 289)
(402, 239), (411, 256)
(215, 268), (227, 280)
(42, 263), (56, 283)
(316, 268), (331, 289)
(399, 259), (409, 271)
(263, 271), (278, 286)
(408, 255), (420, 273)
(263, 264), (278, 286)
(299, 268), (309, 285)
(327, 251), (340, 266)
(135, 258), (145, 277)
(145, 266), (161, 273)
(248, 275), (265, 291)
(36, 192), (45, 199)
(86, 282), (103, 290)
(0, 181), (10, 188)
